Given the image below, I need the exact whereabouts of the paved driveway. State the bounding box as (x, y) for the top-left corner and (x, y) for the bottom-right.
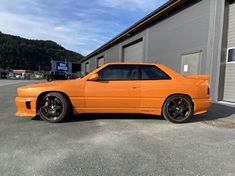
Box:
(0, 80), (234, 176)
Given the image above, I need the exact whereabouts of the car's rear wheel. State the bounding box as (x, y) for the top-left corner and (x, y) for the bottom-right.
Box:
(38, 92), (72, 123)
(162, 95), (193, 123)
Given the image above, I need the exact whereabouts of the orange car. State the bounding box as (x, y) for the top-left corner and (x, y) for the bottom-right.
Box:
(15, 63), (211, 123)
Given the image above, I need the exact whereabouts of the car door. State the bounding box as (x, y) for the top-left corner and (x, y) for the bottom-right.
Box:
(140, 65), (172, 113)
(85, 64), (141, 113)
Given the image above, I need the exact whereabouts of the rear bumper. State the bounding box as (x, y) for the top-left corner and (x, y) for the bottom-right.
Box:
(193, 98), (212, 115)
(15, 97), (37, 117)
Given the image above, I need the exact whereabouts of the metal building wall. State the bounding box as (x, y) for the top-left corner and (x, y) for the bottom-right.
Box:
(147, 0), (210, 73)
(147, 0), (225, 101)
(223, 2), (235, 102)
(227, 3), (235, 48)
(81, 0), (226, 101)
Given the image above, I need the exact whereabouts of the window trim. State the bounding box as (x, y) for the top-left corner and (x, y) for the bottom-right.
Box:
(227, 47), (235, 64)
(97, 64), (171, 81)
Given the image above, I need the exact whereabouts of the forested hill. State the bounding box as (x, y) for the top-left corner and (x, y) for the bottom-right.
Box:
(0, 32), (83, 70)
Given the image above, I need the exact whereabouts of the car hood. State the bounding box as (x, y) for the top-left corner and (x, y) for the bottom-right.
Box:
(20, 80), (76, 89)
(17, 79), (81, 97)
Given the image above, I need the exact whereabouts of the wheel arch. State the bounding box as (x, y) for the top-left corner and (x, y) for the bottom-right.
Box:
(36, 91), (72, 112)
(161, 93), (194, 115)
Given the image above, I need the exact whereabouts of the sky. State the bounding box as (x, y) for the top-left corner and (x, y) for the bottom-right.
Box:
(0, 0), (168, 56)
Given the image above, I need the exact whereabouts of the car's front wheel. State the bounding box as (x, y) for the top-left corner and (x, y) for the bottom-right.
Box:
(38, 92), (72, 123)
(162, 95), (193, 123)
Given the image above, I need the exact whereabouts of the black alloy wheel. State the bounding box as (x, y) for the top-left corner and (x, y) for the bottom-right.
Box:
(162, 95), (193, 123)
(38, 92), (71, 123)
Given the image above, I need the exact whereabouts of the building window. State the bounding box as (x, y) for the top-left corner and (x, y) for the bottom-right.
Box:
(85, 62), (89, 74)
(97, 56), (105, 68)
(228, 48), (235, 63)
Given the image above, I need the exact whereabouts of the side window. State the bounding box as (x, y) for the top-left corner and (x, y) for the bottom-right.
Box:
(141, 65), (171, 80)
(99, 65), (138, 81)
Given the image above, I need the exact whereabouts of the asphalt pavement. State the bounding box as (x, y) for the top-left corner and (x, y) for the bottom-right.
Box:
(0, 80), (235, 176)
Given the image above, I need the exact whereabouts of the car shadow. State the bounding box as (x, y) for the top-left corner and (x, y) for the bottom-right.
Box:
(188, 103), (235, 123)
(32, 113), (163, 122)
(64, 114), (163, 123)
(32, 103), (235, 123)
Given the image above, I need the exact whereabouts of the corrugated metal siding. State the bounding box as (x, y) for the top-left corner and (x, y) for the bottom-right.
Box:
(228, 3), (235, 48)
(224, 63), (235, 102)
(223, 2), (235, 102)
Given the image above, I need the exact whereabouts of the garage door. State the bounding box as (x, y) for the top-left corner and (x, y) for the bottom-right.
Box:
(123, 39), (144, 62)
(97, 56), (105, 68)
(223, 2), (235, 102)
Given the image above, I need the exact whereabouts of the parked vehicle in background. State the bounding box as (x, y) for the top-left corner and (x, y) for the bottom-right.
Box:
(8, 72), (14, 79)
(0, 68), (8, 79)
(0, 71), (8, 79)
(33, 71), (45, 80)
(15, 63), (211, 123)
(46, 71), (77, 81)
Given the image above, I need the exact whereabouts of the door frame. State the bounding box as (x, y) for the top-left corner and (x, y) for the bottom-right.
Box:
(180, 50), (202, 75)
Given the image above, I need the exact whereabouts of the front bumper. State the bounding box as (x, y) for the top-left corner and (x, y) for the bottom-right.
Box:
(15, 97), (37, 117)
(193, 98), (212, 115)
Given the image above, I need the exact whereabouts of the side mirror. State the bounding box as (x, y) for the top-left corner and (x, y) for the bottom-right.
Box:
(88, 73), (99, 81)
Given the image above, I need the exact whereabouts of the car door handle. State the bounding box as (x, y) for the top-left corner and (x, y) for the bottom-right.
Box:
(132, 86), (139, 89)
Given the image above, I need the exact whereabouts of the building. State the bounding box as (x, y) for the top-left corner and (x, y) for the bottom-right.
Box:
(12, 70), (33, 79)
(81, 0), (235, 103)
(51, 60), (81, 74)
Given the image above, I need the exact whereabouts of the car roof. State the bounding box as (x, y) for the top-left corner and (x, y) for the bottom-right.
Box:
(82, 62), (182, 80)
(105, 62), (158, 66)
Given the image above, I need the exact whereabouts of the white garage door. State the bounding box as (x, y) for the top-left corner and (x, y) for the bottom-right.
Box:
(97, 56), (105, 68)
(123, 40), (144, 62)
(223, 2), (235, 103)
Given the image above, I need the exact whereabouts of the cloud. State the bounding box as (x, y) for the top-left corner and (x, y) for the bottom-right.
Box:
(97, 0), (168, 11)
(0, 0), (169, 55)
(0, 12), (78, 50)
(0, 11), (116, 55)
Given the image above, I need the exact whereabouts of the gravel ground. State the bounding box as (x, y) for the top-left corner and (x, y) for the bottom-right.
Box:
(0, 80), (235, 176)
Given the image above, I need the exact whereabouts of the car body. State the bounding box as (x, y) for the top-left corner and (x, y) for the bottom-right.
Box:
(15, 63), (211, 123)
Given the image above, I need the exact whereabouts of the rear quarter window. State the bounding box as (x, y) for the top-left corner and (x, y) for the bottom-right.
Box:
(141, 65), (171, 80)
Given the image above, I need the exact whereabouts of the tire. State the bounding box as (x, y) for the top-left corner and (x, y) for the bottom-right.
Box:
(38, 92), (72, 123)
(162, 95), (193, 123)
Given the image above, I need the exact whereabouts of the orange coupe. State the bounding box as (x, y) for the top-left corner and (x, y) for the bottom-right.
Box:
(15, 63), (211, 123)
